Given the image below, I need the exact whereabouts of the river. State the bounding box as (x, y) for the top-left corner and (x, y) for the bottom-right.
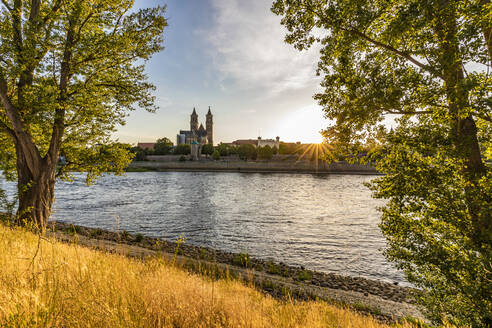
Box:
(0, 172), (406, 284)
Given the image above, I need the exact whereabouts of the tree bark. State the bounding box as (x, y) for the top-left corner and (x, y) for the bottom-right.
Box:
(15, 145), (56, 231)
(435, 0), (489, 246)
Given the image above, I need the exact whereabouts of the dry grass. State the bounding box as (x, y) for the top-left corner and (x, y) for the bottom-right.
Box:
(0, 224), (417, 328)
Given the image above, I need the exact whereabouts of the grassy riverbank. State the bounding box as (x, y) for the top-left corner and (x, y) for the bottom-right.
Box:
(0, 224), (425, 328)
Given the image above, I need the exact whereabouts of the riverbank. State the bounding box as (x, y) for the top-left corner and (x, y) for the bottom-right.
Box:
(49, 221), (423, 323)
(129, 157), (379, 174)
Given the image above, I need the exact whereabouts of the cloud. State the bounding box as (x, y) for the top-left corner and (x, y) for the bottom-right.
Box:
(201, 0), (321, 98)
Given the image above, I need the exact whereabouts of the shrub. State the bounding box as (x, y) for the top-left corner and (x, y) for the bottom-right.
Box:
(211, 150), (220, 161)
(233, 252), (251, 268)
(173, 144), (191, 155)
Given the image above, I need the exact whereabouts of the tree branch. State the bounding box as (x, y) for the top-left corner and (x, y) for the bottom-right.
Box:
(302, 3), (444, 80)
(385, 110), (432, 115)
(0, 119), (15, 138)
(1, 0), (12, 11)
(479, 0), (492, 64)
(477, 112), (492, 123)
(0, 74), (41, 174)
(47, 13), (77, 162)
(28, 0), (40, 22)
(12, 0), (23, 52)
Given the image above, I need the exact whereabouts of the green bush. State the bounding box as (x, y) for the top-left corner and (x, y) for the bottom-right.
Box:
(135, 233), (144, 243)
(173, 144), (191, 155)
(258, 146), (273, 160)
(202, 144), (214, 157)
(233, 252), (251, 268)
(153, 137), (173, 155)
(211, 150), (220, 161)
(237, 144), (256, 161)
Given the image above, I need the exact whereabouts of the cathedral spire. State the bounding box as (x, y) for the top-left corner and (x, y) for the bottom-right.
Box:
(190, 107), (198, 133)
(206, 106), (213, 145)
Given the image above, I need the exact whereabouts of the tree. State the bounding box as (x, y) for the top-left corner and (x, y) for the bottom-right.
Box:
(228, 145), (238, 155)
(130, 146), (147, 162)
(237, 144), (256, 161)
(173, 144), (190, 155)
(201, 143), (214, 158)
(211, 149), (220, 161)
(273, 0), (491, 326)
(279, 142), (298, 155)
(258, 145), (273, 160)
(216, 143), (230, 156)
(0, 0), (167, 230)
(153, 137), (173, 155)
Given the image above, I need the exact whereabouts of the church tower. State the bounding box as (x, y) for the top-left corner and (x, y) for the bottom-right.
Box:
(190, 107), (198, 133)
(206, 106), (213, 145)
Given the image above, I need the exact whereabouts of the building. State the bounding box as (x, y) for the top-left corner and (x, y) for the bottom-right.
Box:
(176, 107), (214, 146)
(231, 136), (280, 148)
(137, 142), (156, 150)
(257, 136), (280, 149)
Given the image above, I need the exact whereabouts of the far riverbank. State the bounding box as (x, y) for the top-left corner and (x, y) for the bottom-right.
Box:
(129, 155), (379, 174)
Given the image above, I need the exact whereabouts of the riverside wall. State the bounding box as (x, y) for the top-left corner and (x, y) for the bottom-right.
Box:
(130, 156), (379, 174)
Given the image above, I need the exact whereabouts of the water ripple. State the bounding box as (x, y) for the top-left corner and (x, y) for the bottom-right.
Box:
(1, 172), (406, 284)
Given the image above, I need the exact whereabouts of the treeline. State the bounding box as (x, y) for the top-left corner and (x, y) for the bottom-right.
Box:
(129, 139), (321, 162)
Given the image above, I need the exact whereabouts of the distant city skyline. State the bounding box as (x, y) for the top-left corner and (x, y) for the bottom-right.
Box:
(114, 0), (330, 145)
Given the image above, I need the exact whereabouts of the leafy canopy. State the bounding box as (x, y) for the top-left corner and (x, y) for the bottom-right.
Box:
(273, 0), (491, 326)
(154, 137), (173, 155)
(0, 0), (167, 183)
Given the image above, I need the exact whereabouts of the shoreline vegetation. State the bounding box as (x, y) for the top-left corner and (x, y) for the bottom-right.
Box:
(0, 221), (429, 328)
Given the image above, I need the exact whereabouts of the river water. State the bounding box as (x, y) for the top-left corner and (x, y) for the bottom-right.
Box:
(1, 172), (406, 284)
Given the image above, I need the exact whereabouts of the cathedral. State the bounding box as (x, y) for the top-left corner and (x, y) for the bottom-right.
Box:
(176, 107), (214, 146)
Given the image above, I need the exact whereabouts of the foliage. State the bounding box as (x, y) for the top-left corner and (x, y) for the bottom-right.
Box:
(273, 0), (491, 326)
(153, 137), (173, 155)
(369, 118), (492, 326)
(0, 0), (167, 227)
(258, 145), (274, 160)
(237, 144), (257, 161)
(173, 144), (191, 155)
(297, 270), (312, 282)
(232, 252), (251, 268)
(216, 143), (230, 156)
(201, 143), (214, 157)
(216, 143), (239, 156)
(279, 142), (299, 155)
(63, 142), (135, 185)
(130, 146), (147, 161)
(211, 150), (221, 161)
(228, 145), (238, 155)
(178, 155), (186, 162)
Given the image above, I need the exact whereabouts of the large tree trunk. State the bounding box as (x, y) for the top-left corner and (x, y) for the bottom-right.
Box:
(435, 0), (489, 245)
(15, 147), (56, 231)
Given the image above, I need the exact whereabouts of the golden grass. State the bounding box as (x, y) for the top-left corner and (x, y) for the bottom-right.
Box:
(0, 224), (416, 328)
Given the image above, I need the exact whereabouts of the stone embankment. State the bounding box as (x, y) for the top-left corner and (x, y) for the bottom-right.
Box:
(130, 155), (379, 174)
(50, 221), (423, 322)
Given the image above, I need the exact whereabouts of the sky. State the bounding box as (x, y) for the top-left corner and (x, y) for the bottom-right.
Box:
(115, 0), (330, 145)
